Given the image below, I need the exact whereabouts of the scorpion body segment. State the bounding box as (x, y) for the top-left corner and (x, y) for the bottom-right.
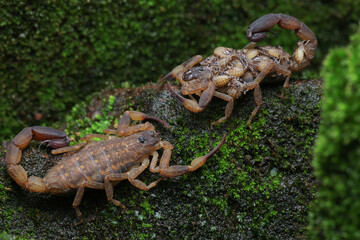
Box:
(42, 130), (160, 195)
(6, 111), (225, 225)
(159, 13), (317, 126)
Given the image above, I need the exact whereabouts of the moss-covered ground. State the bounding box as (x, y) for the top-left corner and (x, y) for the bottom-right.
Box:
(0, 79), (321, 239)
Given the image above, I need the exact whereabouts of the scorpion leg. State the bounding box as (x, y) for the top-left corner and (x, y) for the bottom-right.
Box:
(198, 81), (216, 109)
(104, 158), (164, 210)
(210, 91), (234, 126)
(247, 85), (262, 128)
(280, 75), (291, 99)
(51, 142), (88, 154)
(126, 158), (165, 191)
(150, 135), (226, 178)
(244, 62), (274, 127)
(72, 181), (105, 225)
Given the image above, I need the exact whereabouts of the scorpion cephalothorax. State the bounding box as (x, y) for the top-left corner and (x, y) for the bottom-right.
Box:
(159, 13), (317, 127)
(6, 111), (225, 225)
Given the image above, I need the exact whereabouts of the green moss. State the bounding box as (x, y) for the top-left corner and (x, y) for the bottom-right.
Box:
(211, 196), (229, 212)
(1, 206), (24, 233)
(130, 232), (149, 240)
(140, 200), (155, 216)
(0, 232), (32, 240)
(0, 170), (11, 205)
(65, 94), (117, 142)
(162, 95), (304, 235)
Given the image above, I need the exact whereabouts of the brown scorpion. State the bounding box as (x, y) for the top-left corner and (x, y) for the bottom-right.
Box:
(159, 13), (317, 126)
(6, 111), (226, 225)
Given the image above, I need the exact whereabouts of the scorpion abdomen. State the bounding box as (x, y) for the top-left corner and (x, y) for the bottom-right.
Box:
(44, 131), (160, 194)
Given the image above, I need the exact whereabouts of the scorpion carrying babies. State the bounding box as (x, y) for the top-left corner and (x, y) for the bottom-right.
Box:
(159, 13), (317, 126)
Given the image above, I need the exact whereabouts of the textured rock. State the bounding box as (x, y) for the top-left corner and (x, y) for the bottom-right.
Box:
(0, 79), (322, 239)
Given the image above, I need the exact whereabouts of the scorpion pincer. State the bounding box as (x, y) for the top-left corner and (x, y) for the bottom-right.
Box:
(6, 111), (226, 225)
(159, 13), (317, 127)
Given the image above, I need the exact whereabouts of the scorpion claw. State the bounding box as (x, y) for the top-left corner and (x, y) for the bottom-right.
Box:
(166, 81), (205, 113)
(166, 81), (187, 104)
(158, 71), (174, 85)
(143, 116), (170, 129)
(126, 111), (170, 129)
(158, 72), (174, 90)
(37, 140), (50, 152)
(38, 137), (70, 152)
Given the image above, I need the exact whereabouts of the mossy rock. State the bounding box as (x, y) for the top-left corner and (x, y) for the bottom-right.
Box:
(0, 79), (321, 239)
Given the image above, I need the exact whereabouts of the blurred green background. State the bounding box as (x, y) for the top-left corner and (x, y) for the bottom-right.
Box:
(0, 0), (359, 140)
(308, 28), (360, 240)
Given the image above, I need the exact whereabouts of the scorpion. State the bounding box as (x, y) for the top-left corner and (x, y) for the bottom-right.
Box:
(6, 111), (226, 225)
(159, 13), (317, 126)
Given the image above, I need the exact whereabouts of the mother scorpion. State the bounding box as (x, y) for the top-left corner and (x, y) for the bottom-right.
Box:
(6, 111), (226, 225)
(159, 13), (317, 126)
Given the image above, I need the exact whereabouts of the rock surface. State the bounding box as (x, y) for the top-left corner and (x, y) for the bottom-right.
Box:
(0, 79), (322, 239)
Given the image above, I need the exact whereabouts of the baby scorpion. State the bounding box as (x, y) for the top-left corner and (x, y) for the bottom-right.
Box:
(6, 111), (226, 225)
(159, 13), (317, 126)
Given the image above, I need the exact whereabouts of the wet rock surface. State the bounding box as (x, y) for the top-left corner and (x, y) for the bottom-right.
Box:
(0, 79), (322, 239)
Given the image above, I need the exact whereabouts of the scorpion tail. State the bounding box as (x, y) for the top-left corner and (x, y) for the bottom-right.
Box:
(247, 13), (317, 71)
(6, 126), (70, 193)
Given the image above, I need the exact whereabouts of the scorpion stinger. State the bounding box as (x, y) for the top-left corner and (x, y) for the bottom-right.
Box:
(247, 13), (317, 71)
